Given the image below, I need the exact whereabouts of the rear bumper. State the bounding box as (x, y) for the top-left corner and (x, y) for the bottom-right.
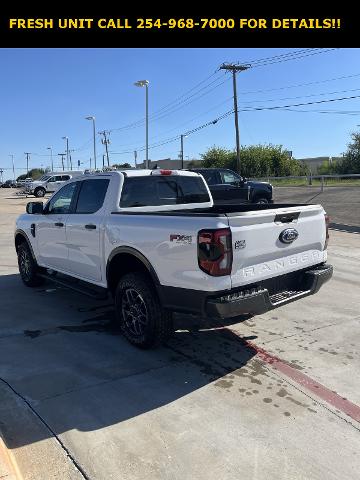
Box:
(206, 263), (333, 318)
(158, 263), (333, 319)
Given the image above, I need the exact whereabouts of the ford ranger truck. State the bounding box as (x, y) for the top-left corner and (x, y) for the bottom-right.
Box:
(15, 169), (333, 348)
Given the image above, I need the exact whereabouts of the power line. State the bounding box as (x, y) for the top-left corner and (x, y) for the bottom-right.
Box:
(239, 94), (360, 112)
(239, 72), (360, 96)
(238, 87), (360, 106)
(109, 74), (229, 133)
(243, 48), (338, 68)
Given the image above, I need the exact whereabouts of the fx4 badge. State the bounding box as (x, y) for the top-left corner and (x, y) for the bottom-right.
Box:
(279, 228), (299, 244)
(234, 240), (246, 250)
(170, 234), (192, 244)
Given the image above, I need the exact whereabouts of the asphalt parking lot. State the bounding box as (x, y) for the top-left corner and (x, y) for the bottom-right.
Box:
(0, 189), (360, 480)
(274, 185), (360, 228)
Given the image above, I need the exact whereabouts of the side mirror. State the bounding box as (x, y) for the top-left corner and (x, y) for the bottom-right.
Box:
(26, 202), (43, 214)
(242, 177), (247, 183)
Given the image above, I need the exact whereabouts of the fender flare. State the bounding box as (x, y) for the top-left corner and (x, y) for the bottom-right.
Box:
(14, 229), (37, 260)
(106, 246), (161, 287)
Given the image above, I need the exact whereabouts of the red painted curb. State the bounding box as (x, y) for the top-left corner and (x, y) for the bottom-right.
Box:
(227, 328), (360, 423)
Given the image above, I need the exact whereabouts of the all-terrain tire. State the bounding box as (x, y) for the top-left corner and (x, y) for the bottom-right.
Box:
(254, 197), (269, 204)
(34, 187), (46, 198)
(114, 272), (173, 349)
(17, 242), (44, 287)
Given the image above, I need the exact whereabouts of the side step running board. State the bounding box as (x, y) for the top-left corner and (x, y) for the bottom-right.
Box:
(38, 273), (109, 300)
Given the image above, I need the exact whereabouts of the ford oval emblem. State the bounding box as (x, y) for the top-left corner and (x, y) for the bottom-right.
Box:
(279, 228), (299, 244)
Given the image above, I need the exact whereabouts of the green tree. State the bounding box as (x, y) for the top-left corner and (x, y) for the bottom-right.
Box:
(17, 168), (45, 181)
(200, 144), (308, 177)
(334, 132), (360, 174)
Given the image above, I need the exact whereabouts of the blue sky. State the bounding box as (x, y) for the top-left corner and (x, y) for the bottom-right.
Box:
(1, 48), (360, 179)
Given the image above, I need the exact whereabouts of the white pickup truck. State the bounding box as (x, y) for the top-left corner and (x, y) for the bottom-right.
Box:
(15, 169), (332, 348)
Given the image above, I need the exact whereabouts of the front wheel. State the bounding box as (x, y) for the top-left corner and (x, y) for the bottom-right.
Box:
(255, 197), (269, 204)
(17, 242), (44, 287)
(34, 187), (46, 198)
(115, 273), (173, 349)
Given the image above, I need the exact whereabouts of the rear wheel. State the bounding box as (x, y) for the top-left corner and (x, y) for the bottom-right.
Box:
(17, 242), (44, 287)
(115, 273), (173, 349)
(34, 187), (46, 198)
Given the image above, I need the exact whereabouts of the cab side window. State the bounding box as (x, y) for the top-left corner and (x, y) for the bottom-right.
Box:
(61, 175), (70, 181)
(221, 171), (240, 184)
(47, 176), (56, 183)
(46, 182), (78, 214)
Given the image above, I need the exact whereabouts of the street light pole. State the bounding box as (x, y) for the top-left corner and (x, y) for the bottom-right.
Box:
(220, 63), (250, 174)
(134, 80), (150, 169)
(47, 147), (53, 171)
(86, 116), (97, 170)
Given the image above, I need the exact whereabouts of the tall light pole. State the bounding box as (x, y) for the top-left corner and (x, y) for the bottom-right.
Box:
(62, 137), (69, 170)
(134, 80), (150, 169)
(47, 147), (54, 171)
(9, 155), (15, 181)
(220, 63), (250, 174)
(86, 116), (97, 170)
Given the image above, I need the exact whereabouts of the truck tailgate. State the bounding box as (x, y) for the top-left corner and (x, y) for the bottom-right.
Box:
(228, 205), (327, 289)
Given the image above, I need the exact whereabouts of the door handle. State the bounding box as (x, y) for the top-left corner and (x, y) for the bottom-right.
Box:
(54, 222), (64, 227)
(85, 224), (96, 230)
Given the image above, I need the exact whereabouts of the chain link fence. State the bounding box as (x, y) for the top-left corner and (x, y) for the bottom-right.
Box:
(250, 174), (360, 190)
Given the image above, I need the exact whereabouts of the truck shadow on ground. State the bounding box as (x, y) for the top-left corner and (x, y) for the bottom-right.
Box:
(0, 274), (259, 450)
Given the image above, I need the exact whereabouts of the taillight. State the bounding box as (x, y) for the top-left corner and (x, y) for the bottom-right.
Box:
(324, 214), (330, 249)
(198, 228), (233, 276)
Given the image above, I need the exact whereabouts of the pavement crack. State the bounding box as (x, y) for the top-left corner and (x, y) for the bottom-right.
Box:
(261, 321), (351, 345)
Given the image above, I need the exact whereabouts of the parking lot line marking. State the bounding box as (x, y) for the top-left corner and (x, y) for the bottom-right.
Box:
(225, 328), (360, 423)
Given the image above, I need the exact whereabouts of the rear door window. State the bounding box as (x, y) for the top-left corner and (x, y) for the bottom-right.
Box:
(75, 179), (110, 214)
(120, 176), (210, 208)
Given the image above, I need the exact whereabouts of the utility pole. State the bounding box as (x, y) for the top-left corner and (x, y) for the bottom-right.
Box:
(9, 155), (15, 181)
(99, 130), (111, 167)
(180, 134), (186, 169)
(62, 137), (70, 170)
(24, 152), (31, 176)
(134, 150), (138, 168)
(220, 63), (250, 174)
(0, 169), (3, 183)
(57, 153), (66, 171)
(102, 154), (105, 169)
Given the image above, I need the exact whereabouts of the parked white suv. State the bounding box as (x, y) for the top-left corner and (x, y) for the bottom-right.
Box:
(27, 171), (83, 197)
(15, 169), (333, 348)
